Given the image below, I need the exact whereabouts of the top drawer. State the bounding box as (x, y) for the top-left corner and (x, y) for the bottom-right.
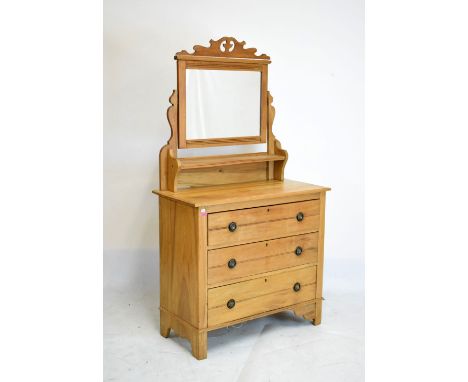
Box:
(208, 199), (320, 247)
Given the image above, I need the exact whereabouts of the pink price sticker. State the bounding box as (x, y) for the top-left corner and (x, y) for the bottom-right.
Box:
(200, 208), (207, 216)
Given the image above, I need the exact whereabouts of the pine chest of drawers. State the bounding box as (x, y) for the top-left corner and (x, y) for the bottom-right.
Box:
(154, 180), (330, 359)
(154, 37), (331, 359)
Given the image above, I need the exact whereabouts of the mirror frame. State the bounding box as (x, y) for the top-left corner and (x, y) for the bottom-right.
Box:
(175, 37), (271, 149)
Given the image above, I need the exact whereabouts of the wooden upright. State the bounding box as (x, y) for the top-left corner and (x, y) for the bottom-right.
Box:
(154, 37), (330, 359)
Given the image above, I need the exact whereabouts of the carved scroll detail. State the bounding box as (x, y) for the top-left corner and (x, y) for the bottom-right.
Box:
(267, 92), (276, 146)
(176, 37), (270, 59)
(166, 90), (178, 146)
(159, 90), (178, 191)
(267, 92), (288, 180)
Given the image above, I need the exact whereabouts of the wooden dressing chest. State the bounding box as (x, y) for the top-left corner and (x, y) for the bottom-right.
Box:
(153, 37), (330, 359)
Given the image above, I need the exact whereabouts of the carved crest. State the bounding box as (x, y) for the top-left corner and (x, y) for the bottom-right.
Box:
(176, 37), (270, 59)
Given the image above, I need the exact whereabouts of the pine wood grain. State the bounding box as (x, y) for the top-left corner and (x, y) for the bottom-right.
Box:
(178, 162), (268, 189)
(159, 199), (207, 328)
(159, 90), (178, 191)
(183, 136), (263, 148)
(176, 55), (271, 64)
(177, 55), (269, 149)
(159, 86), (286, 189)
(178, 153), (285, 170)
(154, 179), (328, 208)
(208, 200), (320, 247)
(208, 285), (317, 327)
(313, 191), (327, 325)
(159, 308), (207, 360)
(207, 266), (317, 326)
(185, 61), (263, 71)
(175, 36), (270, 60)
(208, 233), (318, 285)
(206, 300), (317, 331)
(156, 37), (330, 359)
(292, 300), (317, 322)
(177, 60), (187, 148)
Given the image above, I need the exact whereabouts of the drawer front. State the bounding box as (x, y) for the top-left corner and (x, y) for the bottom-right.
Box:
(208, 266), (317, 327)
(207, 200), (320, 247)
(208, 233), (318, 285)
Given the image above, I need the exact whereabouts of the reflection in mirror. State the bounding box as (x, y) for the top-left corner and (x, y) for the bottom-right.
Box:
(186, 69), (261, 140)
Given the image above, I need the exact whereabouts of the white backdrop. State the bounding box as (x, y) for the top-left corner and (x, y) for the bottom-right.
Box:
(104, 0), (364, 292)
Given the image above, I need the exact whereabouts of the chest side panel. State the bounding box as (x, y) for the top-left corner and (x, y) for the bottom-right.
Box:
(159, 197), (207, 328)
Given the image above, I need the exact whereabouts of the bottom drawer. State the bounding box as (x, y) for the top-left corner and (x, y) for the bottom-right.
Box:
(207, 266), (317, 327)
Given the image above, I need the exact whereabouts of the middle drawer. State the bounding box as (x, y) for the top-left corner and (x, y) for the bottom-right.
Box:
(207, 233), (318, 285)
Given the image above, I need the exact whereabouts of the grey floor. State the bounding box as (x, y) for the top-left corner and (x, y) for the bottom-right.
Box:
(104, 259), (364, 381)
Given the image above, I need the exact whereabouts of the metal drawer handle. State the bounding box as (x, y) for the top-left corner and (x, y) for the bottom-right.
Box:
(295, 246), (303, 256)
(293, 282), (301, 292)
(227, 258), (237, 269)
(227, 299), (236, 309)
(228, 222), (237, 232)
(296, 212), (304, 222)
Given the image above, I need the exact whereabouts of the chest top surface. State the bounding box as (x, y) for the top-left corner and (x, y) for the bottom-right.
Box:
(154, 179), (330, 207)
